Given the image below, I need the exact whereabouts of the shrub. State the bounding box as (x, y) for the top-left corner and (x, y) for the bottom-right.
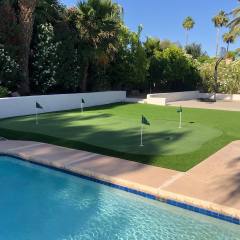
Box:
(149, 47), (201, 91)
(0, 86), (8, 97)
(0, 45), (19, 90)
(199, 60), (240, 94)
(32, 23), (60, 93)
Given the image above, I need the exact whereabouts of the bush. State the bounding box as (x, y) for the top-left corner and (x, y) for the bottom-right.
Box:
(199, 60), (240, 94)
(0, 86), (8, 97)
(0, 45), (19, 91)
(32, 23), (60, 93)
(149, 47), (201, 91)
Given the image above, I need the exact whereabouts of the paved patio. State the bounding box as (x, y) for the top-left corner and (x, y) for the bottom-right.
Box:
(168, 100), (240, 111)
(1, 140), (240, 219)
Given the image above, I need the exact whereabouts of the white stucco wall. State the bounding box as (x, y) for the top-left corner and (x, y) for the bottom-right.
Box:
(200, 93), (240, 101)
(147, 91), (200, 105)
(0, 91), (126, 119)
(147, 91), (240, 106)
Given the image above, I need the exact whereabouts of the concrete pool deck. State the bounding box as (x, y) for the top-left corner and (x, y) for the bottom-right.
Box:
(0, 140), (240, 222)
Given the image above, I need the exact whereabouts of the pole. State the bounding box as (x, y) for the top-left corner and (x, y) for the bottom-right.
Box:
(140, 124), (144, 147)
(81, 103), (83, 113)
(35, 108), (38, 125)
(179, 112), (182, 129)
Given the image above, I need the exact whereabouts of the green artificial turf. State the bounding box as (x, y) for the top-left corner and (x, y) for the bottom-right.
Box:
(0, 103), (239, 171)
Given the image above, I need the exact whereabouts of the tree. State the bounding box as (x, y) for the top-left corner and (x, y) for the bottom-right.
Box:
(144, 37), (161, 58)
(212, 10), (229, 57)
(14, 0), (37, 95)
(182, 17), (195, 46)
(131, 25), (149, 91)
(149, 47), (200, 92)
(228, 2), (240, 38)
(185, 43), (207, 59)
(32, 23), (60, 93)
(223, 32), (235, 52)
(68, 0), (122, 92)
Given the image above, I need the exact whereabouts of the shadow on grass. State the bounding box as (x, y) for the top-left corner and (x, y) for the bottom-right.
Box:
(0, 125), (188, 172)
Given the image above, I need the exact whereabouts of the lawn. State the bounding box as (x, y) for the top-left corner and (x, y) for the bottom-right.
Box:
(0, 103), (239, 171)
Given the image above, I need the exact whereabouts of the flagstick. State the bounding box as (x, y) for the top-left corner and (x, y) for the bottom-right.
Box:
(179, 112), (182, 129)
(140, 124), (144, 147)
(35, 108), (38, 125)
(81, 103), (83, 113)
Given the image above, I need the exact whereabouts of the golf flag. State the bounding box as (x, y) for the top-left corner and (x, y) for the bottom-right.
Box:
(177, 106), (183, 128)
(142, 115), (150, 126)
(140, 115), (150, 146)
(36, 102), (43, 109)
(177, 106), (182, 113)
(35, 102), (43, 125)
(81, 98), (85, 112)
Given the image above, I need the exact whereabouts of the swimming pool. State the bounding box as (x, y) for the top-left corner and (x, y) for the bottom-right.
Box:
(0, 156), (239, 240)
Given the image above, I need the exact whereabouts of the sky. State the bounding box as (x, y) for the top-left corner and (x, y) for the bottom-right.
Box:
(62, 0), (239, 56)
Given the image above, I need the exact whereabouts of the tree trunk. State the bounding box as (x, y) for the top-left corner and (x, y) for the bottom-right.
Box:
(227, 42), (229, 52)
(185, 30), (189, 46)
(215, 28), (220, 58)
(17, 0), (37, 95)
(82, 61), (89, 92)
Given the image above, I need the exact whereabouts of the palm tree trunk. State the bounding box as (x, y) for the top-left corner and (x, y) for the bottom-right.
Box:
(82, 61), (89, 92)
(215, 28), (220, 57)
(185, 30), (189, 46)
(227, 42), (229, 52)
(17, 0), (37, 95)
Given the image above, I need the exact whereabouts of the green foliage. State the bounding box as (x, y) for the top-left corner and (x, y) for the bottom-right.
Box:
(223, 32), (235, 45)
(182, 16), (195, 30)
(212, 10), (229, 28)
(93, 25), (149, 92)
(0, 45), (19, 91)
(32, 23), (60, 93)
(199, 60), (240, 94)
(149, 47), (200, 91)
(228, 4), (240, 38)
(66, 0), (123, 91)
(0, 86), (9, 97)
(185, 43), (207, 59)
(226, 51), (236, 59)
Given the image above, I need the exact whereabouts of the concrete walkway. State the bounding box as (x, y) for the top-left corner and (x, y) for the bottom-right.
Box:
(1, 140), (240, 220)
(168, 100), (240, 111)
(164, 141), (240, 210)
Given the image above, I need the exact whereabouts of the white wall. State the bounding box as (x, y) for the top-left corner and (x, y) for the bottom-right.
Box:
(146, 98), (166, 106)
(146, 91), (240, 106)
(0, 91), (126, 119)
(147, 91), (200, 105)
(200, 93), (240, 101)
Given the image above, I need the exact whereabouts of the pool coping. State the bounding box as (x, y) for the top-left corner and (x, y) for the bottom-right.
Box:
(1, 151), (240, 225)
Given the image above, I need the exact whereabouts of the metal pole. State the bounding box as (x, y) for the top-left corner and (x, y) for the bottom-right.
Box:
(35, 108), (38, 125)
(179, 112), (182, 129)
(140, 124), (144, 147)
(81, 103), (83, 113)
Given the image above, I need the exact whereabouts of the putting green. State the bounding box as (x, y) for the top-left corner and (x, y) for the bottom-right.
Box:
(0, 103), (239, 171)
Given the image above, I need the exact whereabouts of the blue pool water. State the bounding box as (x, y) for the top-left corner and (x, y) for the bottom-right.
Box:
(0, 156), (239, 240)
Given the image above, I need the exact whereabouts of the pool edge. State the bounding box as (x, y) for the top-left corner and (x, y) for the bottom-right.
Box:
(1, 152), (240, 226)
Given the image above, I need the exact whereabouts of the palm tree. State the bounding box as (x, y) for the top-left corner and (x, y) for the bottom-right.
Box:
(223, 32), (235, 52)
(2, 0), (37, 95)
(182, 16), (195, 46)
(69, 0), (122, 91)
(212, 10), (229, 57)
(228, 2), (240, 38)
